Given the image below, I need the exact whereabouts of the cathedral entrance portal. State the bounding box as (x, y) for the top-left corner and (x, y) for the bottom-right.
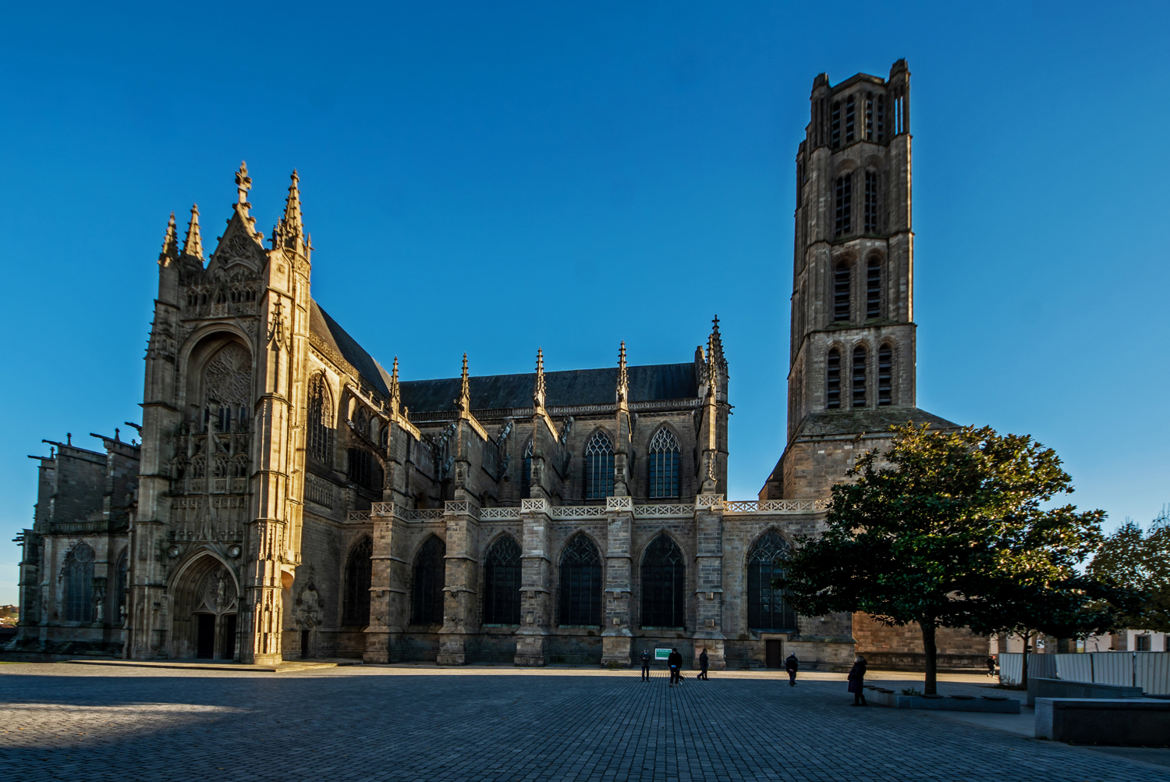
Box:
(170, 554), (239, 661)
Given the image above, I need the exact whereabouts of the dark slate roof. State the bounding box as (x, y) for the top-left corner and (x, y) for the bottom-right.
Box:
(400, 363), (698, 414)
(794, 407), (958, 438)
(310, 299), (698, 412)
(310, 301), (394, 396)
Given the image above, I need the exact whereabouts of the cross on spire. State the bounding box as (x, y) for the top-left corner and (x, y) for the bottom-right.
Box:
(235, 161), (252, 205)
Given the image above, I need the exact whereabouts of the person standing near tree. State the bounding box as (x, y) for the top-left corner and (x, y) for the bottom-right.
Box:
(785, 652), (799, 687)
(667, 648), (683, 687)
(848, 654), (867, 706)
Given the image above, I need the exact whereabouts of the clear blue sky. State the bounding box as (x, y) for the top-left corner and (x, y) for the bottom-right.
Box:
(2, 2), (1168, 605)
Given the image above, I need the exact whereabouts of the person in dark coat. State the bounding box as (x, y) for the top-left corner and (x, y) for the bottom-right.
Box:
(785, 652), (799, 686)
(986, 655), (996, 678)
(667, 648), (683, 686)
(847, 654), (867, 706)
(698, 648), (709, 680)
(640, 649), (652, 681)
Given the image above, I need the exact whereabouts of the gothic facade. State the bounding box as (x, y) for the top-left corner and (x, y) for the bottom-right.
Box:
(13, 61), (986, 669)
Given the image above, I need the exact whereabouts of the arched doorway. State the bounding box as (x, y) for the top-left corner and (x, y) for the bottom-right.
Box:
(170, 554), (239, 660)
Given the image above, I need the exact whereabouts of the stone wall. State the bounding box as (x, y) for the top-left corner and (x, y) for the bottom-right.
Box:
(852, 613), (988, 670)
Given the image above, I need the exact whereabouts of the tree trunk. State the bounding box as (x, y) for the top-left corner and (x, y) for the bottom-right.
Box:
(1021, 631), (1031, 690)
(921, 620), (938, 695)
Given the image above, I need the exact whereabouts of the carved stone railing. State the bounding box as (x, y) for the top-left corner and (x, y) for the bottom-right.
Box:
(722, 499), (829, 514)
(371, 502), (394, 517)
(606, 496), (634, 513)
(480, 507), (521, 520)
(633, 504), (692, 518)
(548, 505), (607, 520)
(346, 510), (371, 522)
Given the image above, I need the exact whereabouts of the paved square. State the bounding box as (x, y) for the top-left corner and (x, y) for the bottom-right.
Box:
(0, 662), (1165, 781)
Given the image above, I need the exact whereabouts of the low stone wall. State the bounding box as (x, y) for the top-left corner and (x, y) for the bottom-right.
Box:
(860, 651), (987, 672)
(865, 686), (1020, 712)
(1026, 677), (1143, 707)
(1035, 698), (1170, 746)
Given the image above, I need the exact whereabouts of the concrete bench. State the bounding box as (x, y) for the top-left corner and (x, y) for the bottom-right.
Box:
(1026, 676), (1144, 706)
(1035, 698), (1170, 746)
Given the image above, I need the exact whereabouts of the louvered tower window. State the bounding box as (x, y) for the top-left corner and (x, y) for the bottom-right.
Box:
(584, 431), (614, 500)
(844, 95), (856, 143)
(641, 534), (685, 628)
(852, 345), (868, 408)
(864, 93), (875, 141)
(878, 344), (893, 407)
(834, 175), (852, 237)
(826, 349), (842, 410)
(483, 536), (522, 625)
(647, 428), (680, 499)
(866, 257), (882, 319)
(830, 101), (841, 149)
(864, 171), (879, 234)
(833, 261), (851, 322)
(411, 536), (446, 626)
(747, 531), (796, 631)
(343, 537), (372, 626)
(558, 534), (601, 626)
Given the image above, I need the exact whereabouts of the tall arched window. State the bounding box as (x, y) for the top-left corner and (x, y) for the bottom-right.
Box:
(878, 344), (894, 407)
(852, 345), (868, 408)
(343, 536), (372, 626)
(826, 348), (842, 410)
(584, 431), (614, 500)
(834, 176), (852, 238)
(647, 428), (680, 499)
(63, 543), (95, 623)
(558, 533), (601, 626)
(864, 172), (880, 234)
(747, 531), (796, 631)
(641, 534), (685, 628)
(866, 257), (882, 318)
(520, 438), (533, 498)
(307, 374), (333, 465)
(483, 536), (522, 625)
(833, 261), (851, 322)
(411, 536), (446, 626)
(114, 549), (128, 625)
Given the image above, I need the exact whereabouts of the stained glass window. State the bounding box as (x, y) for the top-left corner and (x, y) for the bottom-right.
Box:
(558, 534), (601, 626)
(641, 534), (684, 628)
(343, 536), (372, 626)
(63, 543), (95, 623)
(747, 531), (796, 631)
(307, 374), (333, 465)
(483, 536), (522, 625)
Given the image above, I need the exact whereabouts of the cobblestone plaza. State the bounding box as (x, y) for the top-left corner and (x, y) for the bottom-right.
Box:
(1, 662), (1167, 781)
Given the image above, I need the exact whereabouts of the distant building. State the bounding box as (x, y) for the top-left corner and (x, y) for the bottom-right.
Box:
(12, 61), (985, 669)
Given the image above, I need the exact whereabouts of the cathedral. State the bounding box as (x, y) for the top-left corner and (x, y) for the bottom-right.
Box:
(13, 61), (986, 669)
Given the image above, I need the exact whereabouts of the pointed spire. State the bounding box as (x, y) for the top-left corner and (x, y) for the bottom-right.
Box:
(389, 356), (401, 412)
(709, 315), (724, 363)
(274, 169), (306, 252)
(235, 161), (252, 206)
(159, 212), (179, 262)
(182, 204), (203, 260)
(533, 348), (546, 409)
(459, 353), (471, 412)
(616, 341), (629, 404)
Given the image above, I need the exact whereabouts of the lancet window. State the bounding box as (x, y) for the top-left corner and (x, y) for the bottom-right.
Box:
(647, 428), (681, 499)
(343, 537), (372, 626)
(307, 374), (334, 466)
(826, 349), (842, 410)
(641, 534), (685, 628)
(584, 431), (614, 500)
(852, 345), (868, 408)
(483, 536), (522, 625)
(878, 344), (893, 406)
(558, 534), (601, 626)
(833, 261), (851, 322)
(834, 175), (852, 237)
(866, 257), (882, 318)
(63, 543), (95, 623)
(411, 536), (446, 626)
(747, 531), (796, 631)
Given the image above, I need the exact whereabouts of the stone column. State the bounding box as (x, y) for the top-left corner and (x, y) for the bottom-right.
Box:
(515, 498), (552, 666)
(601, 496), (633, 667)
(365, 503), (409, 663)
(692, 494), (727, 669)
(437, 499), (479, 665)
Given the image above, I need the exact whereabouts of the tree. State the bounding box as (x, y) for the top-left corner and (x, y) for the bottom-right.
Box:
(778, 424), (1113, 694)
(1088, 511), (1170, 633)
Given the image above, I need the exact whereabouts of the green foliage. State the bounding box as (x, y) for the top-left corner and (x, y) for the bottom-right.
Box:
(1088, 512), (1170, 632)
(777, 424), (1120, 692)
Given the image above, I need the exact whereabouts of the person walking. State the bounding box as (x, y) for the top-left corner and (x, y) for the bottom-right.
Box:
(785, 652), (799, 687)
(667, 648), (683, 687)
(640, 648), (652, 681)
(847, 654), (867, 706)
(986, 654), (996, 678)
(698, 648), (709, 680)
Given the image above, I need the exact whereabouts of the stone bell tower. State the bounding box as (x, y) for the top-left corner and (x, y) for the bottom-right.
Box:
(763, 60), (952, 500)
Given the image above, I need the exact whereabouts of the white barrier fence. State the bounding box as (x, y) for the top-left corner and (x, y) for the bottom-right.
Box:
(998, 652), (1170, 695)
